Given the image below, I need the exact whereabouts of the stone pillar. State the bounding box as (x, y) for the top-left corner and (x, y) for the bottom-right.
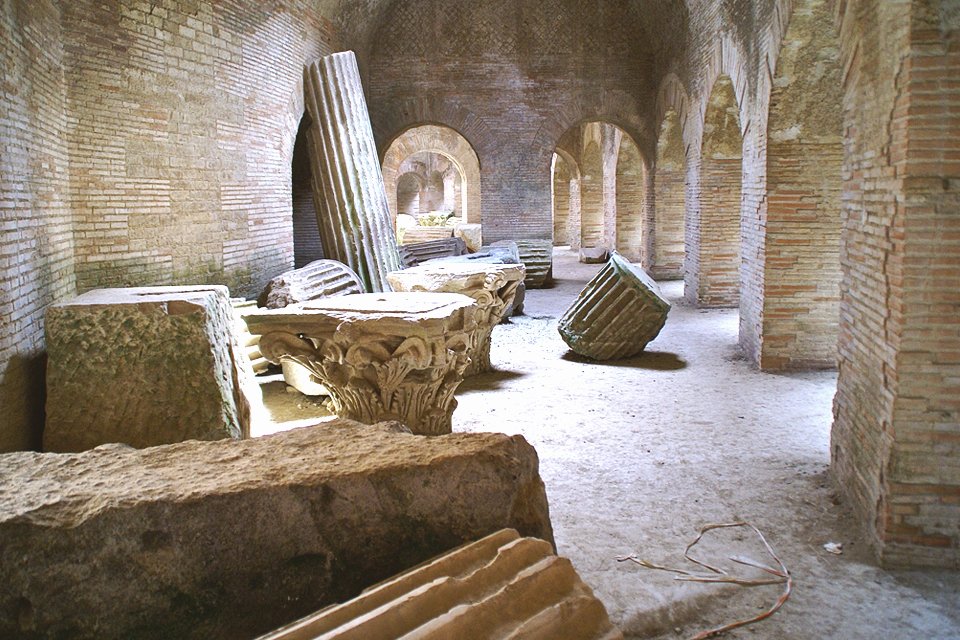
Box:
(304, 51), (402, 293)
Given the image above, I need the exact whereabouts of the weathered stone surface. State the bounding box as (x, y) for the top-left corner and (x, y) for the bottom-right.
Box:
(558, 252), (670, 360)
(400, 226), (455, 245)
(257, 259), (364, 309)
(388, 262), (525, 375)
(579, 247), (610, 264)
(44, 286), (252, 452)
(431, 242), (521, 267)
(493, 239), (553, 288)
(233, 299), (271, 375)
(0, 420), (553, 640)
(397, 237), (468, 268)
(261, 529), (621, 640)
(455, 222), (483, 252)
(246, 293), (482, 435)
(507, 281), (526, 318)
(304, 51), (402, 292)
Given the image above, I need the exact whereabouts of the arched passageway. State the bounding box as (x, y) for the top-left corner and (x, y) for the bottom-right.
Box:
(291, 114), (323, 268)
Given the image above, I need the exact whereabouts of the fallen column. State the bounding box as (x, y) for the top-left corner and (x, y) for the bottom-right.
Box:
(245, 292), (482, 435)
(257, 259), (364, 309)
(304, 51), (402, 292)
(558, 252), (670, 360)
(0, 420), (554, 640)
(387, 262), (526, 375)
(44, 286), (254, 452)
(260, 528), (622, 640)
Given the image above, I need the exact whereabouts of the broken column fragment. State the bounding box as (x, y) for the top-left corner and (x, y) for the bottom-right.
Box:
(493, 239), (553, 288)
(0, 420), (554, 640)
(558, 252), (670, 360)
(261, 528), (622, 640)
(304, 51), (402, 292)
(43, 286), (253, 452)
(256, 259), (364, 309)
(397, 237), (468, 268)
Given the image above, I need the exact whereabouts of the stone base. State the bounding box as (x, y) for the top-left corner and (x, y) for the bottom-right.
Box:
(0, 420), (553, 640)
(44, 286), (252, 452)
(262, 529), (622, 640)
(579, 247), (609, 264)
(493, 239), (552, 288)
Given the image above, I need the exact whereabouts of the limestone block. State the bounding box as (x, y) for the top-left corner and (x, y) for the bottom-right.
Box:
(398, 237), (468, 268)
(579, 247), (610, 264)
(245, 293), (482, 435)
(492, 239), (553, 288)
(44, 286), (252, 452)
(261, 529), (621, 640)
(401, 226), (455, 245)
(304, 51), (402, 292)
(0, 420), (554, 640)
(455, 222), (483, 252)
(387, 262), (525, 375)
(558, 252), (670, 360)
(257, 259), (364, 309)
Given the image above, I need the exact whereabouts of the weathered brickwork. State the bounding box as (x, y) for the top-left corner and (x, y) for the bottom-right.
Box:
(580, 139), (604, 249)
(653, 109), (686, 279)
(615, 134), (646, 262)
(552, 154), (572, 246)
(762, 0), (842, 370)
(695, 75), (742, 308)
(62, 0), (336, 297)
(0, 1), (73, 451)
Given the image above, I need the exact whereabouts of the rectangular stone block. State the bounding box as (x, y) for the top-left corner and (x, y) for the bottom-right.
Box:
(0, 420), (553, 639)
(44, 286), (252, 452)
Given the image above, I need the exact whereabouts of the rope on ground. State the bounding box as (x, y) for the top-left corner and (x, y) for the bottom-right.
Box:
(616, 521), (792, 639)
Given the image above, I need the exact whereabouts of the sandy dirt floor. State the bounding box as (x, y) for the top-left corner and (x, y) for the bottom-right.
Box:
(258, 248), (960, 639)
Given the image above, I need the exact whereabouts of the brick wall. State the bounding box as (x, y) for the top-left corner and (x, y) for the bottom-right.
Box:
(653, 109), (686, 278)
(615, 135), (646, 262)
(552, 154), (572, 245)
(292, 115), (323, 268)
(580, 140), (604, 249)
(62, 0), (336, 297)
(696, 75), (742, 308)
(762, 0), (842, 370)
(0, 1), (73, 451)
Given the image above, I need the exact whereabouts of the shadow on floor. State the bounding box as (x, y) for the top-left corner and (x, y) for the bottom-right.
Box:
(457, 369), (527, 393)
(560, 350), (687, 371)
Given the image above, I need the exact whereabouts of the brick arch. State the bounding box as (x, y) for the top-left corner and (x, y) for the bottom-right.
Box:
(653, 108), (686, 279)
(552, 147), (581, 248)
(655, 73), (694, 149)
(371, 97), (496, 161)
(381, 124), (482, 225)
(615, 134), (646, 262)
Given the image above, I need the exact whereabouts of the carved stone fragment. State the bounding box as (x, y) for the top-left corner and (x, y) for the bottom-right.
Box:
(579, 247), (610, 264)
(558, 252), (670, 360)
(245, 293), (482, 435)
(387, 262), (526, 375)
(0, 421), (554, 639)
(493, 239), (553, 288)
(401, 226), (455, 245)
(454, 222), (483, 252)
(397, 237), (468, 268)
(257, 259), (364, 309)
(44, 286), (253, 452)
(261, 528), (621, 640)
(304, 51), (402, 292)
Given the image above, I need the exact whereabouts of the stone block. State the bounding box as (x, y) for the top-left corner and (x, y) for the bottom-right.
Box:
(493, 239), (553, 288)
(431, 242), (521, 267)
(455, 222), (483, 252)
(558, 252), (670, 360)
(401, 226), (456, 245)
(0, 420), (553, 639)
(397, 237), (468, 268)
(257, 260), (364, 309)
(44, 286), (252, 452)
(579, 247), (609, 264)
(261, 529), (621, 640)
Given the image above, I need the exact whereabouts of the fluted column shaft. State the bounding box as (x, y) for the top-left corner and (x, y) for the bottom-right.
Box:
(304, 51), (401, 293)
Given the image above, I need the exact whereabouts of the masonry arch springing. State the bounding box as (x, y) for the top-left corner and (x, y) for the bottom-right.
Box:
(761, 0), (843, 370)
(381, 124), (481, 226)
